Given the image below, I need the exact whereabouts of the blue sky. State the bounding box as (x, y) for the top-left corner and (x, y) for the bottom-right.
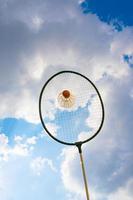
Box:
(80, 0), (133, 27)
(0, 0), (133, 200)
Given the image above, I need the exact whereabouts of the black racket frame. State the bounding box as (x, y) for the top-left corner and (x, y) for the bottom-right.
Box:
(39, 70), (105, 147)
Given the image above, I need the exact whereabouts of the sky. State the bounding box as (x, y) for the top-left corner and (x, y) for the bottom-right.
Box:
(0, 0), (133, 200)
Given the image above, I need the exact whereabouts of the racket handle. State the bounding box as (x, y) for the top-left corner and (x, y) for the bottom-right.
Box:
(76, 143), (90, 200)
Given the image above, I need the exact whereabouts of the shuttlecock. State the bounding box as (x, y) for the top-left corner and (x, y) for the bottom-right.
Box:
(58, 90), (75, 108)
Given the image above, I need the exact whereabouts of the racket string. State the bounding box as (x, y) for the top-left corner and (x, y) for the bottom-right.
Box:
(40, 72), (103, 144)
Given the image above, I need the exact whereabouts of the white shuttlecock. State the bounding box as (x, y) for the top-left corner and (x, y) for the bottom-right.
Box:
(58, 90), (75, 108)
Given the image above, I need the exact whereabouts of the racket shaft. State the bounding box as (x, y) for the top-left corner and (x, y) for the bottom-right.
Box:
(79, 152), (90, 200)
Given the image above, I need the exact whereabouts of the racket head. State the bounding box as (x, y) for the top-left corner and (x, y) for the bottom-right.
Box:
(39, 71), (105, 146)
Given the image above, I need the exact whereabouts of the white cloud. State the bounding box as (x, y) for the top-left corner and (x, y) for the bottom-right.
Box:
(0, 131), (59, 200)
(60, 75), (133, 198)
(26, 136), (38, 145)
(110, 28), (133, 56)
(0, 134), (9, 161)
(61, 144), (133, 199)
(108, 179), (133, 200)
(30, 156), (57, 175)
(0, 134), (8, 145)
(60, 146), (105, 200)
(11, 143), (29, 156)
(60, 147), (85, 196)
(0, 0), (132, 123)
(21, 54), (47, 81)
(0, 134), (39, 161)
(31, 16), (44, 31)
(14, 135), (23, 143)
